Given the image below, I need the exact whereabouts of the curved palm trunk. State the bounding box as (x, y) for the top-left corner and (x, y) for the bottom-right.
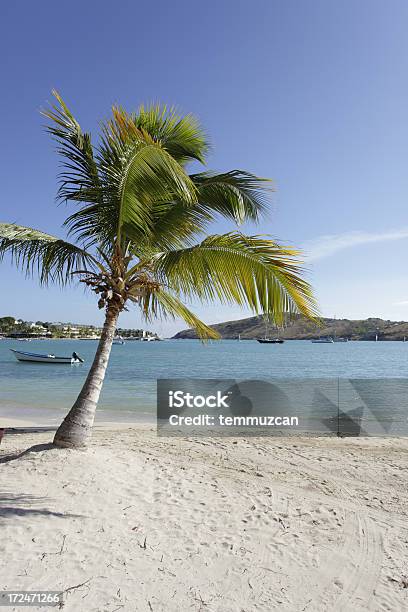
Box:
(53, 306), (120, 448)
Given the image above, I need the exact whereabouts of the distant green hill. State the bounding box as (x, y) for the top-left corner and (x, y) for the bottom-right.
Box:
(173, 315), (408, 341)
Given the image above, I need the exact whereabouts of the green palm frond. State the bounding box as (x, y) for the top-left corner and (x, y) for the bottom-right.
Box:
(191, 170), (272, 224)
(134, 170), (273, 252)
(138, 287), (219, 340)
(117, 141), (198, 244)
(0, 223), (97, 285)
(131, 103), (209, 164)
(66, 107), (199, 248)
(131, 202), (211, 254)
(3, 92), (319, 334)
(151, 232), (318, 324)
(42, 90), (101, 205)
(63, 202), (116, 251)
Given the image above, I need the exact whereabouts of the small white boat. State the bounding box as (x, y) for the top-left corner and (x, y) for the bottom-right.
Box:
(311, 337), (334, 344)
(112, 336), (125, 345)
(10, 349), (84, 364)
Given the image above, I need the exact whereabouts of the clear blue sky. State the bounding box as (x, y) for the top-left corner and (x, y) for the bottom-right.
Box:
(1, 0), (408, 334)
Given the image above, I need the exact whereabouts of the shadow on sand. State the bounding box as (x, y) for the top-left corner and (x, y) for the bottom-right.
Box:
(0, 442), (56, 464)
(1, 442), (86, 521)
(0, 492), (84, 521)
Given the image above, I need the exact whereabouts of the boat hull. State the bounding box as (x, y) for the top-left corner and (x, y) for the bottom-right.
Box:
(10, 350), (82, 364)
(257, 338), (284, 344)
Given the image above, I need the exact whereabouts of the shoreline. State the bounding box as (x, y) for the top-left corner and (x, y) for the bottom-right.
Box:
(0, 405), (155, 429)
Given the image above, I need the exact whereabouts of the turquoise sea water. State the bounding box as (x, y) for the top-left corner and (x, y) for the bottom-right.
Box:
(1, 338), (408, 423)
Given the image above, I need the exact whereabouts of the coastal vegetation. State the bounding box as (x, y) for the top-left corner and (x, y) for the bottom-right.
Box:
(0, 316), (156, 339)
(174, 315), (408, 341)
(0, 92), (317, 448)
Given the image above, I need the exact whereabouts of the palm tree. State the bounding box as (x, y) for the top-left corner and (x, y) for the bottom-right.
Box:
(0, 91), (318, 448)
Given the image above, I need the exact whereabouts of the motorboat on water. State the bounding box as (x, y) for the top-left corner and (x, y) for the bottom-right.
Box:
(10, 349), (84, 364)
(311, 337), (334, 344)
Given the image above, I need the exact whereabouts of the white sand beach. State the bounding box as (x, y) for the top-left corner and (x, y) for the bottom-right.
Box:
(1, 427), (408, 611)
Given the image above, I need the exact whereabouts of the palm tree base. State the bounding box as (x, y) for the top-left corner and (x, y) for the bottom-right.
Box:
(53, 420), (92, 448)
(53, 435), (89, 449)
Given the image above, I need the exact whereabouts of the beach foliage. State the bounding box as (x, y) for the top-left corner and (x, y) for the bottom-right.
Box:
(0, 92), (318, 446)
